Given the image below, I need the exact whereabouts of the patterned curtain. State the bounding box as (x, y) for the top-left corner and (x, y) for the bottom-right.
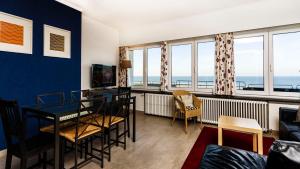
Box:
(160, 41), (168, 91)
(215, 33), (235, 95)
(118, 46), (128, 87)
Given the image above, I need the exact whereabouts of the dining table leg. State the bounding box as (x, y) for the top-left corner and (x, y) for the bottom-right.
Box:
(133, 98), (136, 142)
(54, 116), (60, 169)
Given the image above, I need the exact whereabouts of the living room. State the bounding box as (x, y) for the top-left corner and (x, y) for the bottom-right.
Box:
(0, 0), (300, 169)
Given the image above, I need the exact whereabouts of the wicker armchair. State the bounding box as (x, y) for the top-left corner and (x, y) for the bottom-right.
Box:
(172, 90), (203, 133)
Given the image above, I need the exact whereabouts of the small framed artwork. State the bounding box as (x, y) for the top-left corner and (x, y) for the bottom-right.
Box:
(44, 24), (71, 59)
(0, 12), (33, 54)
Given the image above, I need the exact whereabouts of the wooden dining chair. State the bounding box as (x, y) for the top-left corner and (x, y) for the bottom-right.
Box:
(59, 98), (107, 168)
(91, 97), (130, 162)
(0, 99), (54, 169)
(118, 87), (131, 137)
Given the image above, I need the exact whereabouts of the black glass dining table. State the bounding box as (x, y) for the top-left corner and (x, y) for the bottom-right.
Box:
(22, 96), (136, 169)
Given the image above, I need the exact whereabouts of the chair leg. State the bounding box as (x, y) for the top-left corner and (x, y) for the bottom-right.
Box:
(85, 140), (88, 160)
(200, 114), (203, 128)
(124, 121), (127, 150)
(185, 117), (188, 134)
(20, 158), (27, 169)
(108, 128), (111, 162)
(74, 142), (78, 169)
(172, 111), (178, 126)
(127, 116), (130, 137)
(60, 138), (65, 169)
(80, 142), (83, 159)
(38, 154), (42, 167)
(101, 134), (104, 168)
(116, 123), (119, 147)
(5, 151), (12, 169)
(90, 137), (93, 154)
(43, 152), (47, 169)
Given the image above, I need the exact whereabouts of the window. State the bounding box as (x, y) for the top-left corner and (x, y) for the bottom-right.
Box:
(197, 41), (215, 90)
(129, 49), (144, 87)
(234, 36), (265, 92)
(272, 31), (300, 93)
(170, 43), (193, 88)
(147, 47), (161, 87)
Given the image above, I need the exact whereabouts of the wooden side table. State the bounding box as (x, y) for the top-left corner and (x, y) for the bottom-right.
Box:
(218, 116), (263, 155)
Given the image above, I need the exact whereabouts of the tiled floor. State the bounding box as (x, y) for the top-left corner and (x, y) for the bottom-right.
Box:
(0, 112), (202, 169)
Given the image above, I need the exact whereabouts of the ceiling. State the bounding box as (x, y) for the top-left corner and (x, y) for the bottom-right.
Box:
(56, 0), (263, 30)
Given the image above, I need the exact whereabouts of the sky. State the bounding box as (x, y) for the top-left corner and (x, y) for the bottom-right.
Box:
(130, 31), (300, 78)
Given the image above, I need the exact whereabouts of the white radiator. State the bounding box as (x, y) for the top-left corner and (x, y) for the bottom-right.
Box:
(145, 94), (269, 130)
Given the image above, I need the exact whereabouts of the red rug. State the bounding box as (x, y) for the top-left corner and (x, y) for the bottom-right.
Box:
(181, 126), (275, 169)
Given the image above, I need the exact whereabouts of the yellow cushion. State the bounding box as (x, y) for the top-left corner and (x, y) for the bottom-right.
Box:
(185, 106), (200, 111)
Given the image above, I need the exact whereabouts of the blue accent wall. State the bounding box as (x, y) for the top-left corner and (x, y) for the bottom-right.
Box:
(0, 0), (82, 150)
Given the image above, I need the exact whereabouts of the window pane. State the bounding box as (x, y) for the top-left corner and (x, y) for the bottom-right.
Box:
(129, 49), (143, 87)
(147, 47), (161, 87)
(171, 44), (192, 88)
(197, 41), (215, 89)
(234, 36), (264, 91)
(273, 31), (300, 92)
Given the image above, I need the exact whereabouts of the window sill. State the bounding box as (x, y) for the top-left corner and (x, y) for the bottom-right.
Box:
(131, 89), (300, 104)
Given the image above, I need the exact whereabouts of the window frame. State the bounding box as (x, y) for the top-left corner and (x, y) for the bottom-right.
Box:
(269, 27), (300, 97)
(128, 47), (145, 89)
(145, 45), (161, 89)
(233, 31), (269, 96)
(195, 38), (215, 93)
(168, 41), (195, 91)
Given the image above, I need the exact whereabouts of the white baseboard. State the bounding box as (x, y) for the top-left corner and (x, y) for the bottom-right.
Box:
(0, 149), (7, 159)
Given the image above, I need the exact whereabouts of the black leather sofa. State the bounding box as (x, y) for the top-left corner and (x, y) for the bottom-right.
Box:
(200, 140), (300, 169)
(279, 107), (300, 142)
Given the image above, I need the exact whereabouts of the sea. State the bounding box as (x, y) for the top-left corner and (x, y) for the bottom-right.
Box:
(132, 76), (300, 89)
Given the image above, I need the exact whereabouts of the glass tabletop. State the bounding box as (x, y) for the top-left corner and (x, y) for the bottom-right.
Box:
(24, 101), (81, 117)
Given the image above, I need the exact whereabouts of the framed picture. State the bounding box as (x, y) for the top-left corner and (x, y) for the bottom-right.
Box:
(44, 24), (71, 58)
(0, 12), (33, 54)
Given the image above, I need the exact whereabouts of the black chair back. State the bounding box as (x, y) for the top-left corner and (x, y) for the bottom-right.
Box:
(0, 99), (26, 149)
(107, 98), (130, 126)
(73, 97), (106, 141)
(37, 92), (65, 107)
(70, 90), (90, 103)
(118, 87), (131, 100)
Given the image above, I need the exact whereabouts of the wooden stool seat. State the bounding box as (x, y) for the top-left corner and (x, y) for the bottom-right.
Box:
(40, 121), (75, 133)
(59, 124), (102, 142)
(89, 115), (125, 128)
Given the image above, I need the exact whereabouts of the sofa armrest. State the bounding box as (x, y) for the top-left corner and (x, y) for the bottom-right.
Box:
(265, 140), (300, 169)
(279, 107), (298, 123)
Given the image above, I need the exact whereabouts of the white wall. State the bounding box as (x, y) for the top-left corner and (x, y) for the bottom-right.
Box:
(132, 93), (145, 111)
(119, 0), (300, 46)
(269, 103), (299, 131)
(81, 14), (119, 89)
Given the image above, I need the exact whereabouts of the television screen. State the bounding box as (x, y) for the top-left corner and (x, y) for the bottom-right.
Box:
(91, 64), (116, 88)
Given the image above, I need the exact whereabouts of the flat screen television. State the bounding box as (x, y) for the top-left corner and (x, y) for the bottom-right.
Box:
(91, 64), (116, 88)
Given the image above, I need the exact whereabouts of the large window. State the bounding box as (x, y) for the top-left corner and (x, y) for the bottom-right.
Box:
(147, 47), (161, 87)
(197, 41), (215, 90)
(272, 31), (300, 93)
(129, 49), (144, 87)
(234, 36), (265, 92)
(127, 25), (300, 97)
(170, 43), (193, 88)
